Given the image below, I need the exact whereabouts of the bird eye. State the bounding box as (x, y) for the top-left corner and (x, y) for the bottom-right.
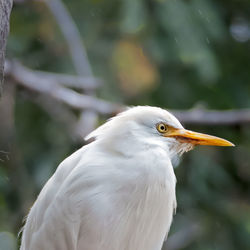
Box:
(157, 123), (168, 133)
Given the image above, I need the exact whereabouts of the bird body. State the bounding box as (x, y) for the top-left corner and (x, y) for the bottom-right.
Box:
(20, 106), (233, 250)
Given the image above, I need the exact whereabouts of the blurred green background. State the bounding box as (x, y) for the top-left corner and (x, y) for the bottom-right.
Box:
(1, 0), (250, 249)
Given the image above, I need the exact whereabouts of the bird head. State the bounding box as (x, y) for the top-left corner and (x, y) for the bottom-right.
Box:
(85, 106), (234, 159)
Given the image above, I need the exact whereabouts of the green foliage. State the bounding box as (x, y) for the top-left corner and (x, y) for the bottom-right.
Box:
(1, 0), (250, 249)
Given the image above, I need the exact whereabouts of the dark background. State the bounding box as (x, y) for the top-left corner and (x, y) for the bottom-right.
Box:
(0, 0), (250, 249)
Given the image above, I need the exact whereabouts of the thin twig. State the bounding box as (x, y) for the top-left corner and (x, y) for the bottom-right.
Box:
(0, 150), (10, 154)
(33, 71), (102, 90)
(5, 60), (101, 90)
(44, 0), (92, 76)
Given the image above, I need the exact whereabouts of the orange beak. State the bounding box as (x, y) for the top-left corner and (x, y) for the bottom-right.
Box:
(164, 128), (234, 147)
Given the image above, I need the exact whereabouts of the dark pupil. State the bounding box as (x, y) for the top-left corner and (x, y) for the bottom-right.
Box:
(160, 125), (165, 131)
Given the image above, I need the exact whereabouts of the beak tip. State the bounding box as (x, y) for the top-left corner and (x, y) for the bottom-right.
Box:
(218, 140), (235, 147)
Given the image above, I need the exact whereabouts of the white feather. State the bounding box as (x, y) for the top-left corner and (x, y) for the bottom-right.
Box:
(20, 106), (194, 250)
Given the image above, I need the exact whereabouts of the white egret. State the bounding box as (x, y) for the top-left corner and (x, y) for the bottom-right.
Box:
(20, 106), (234, 250)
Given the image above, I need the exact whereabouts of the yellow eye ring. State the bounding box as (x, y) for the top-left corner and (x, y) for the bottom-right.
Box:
(157, 123), (168, 133)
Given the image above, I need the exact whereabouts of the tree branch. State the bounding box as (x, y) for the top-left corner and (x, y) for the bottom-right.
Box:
(173, 109), (250, 126)
(0, 0), (13, 96)
(6, 60), (250, 127)
(6, 60), (122, 115)
(5, 60), (102, 90)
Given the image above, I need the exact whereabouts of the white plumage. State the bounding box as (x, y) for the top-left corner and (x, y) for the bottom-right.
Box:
(20, 106), (233, 250)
